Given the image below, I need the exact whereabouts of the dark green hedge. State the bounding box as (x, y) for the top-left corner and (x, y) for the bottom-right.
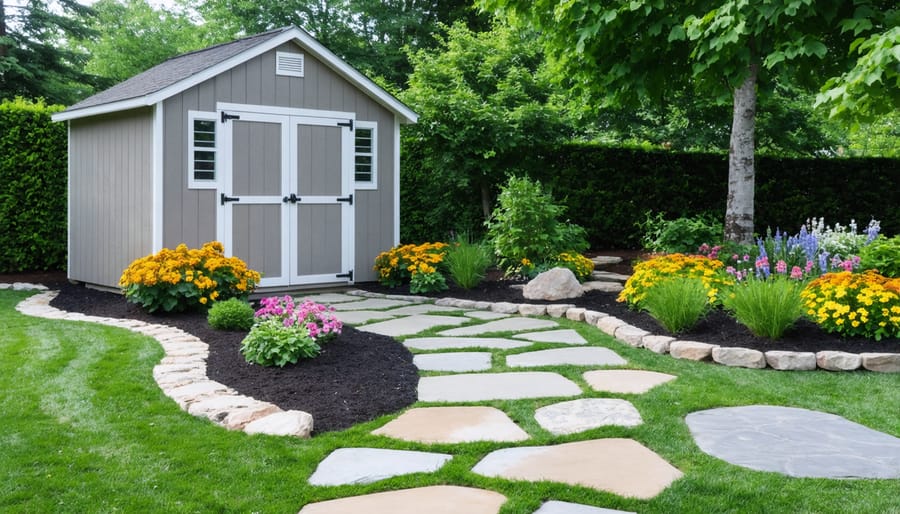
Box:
(401, 141), (900, 248)
(0, 98), (67, 272)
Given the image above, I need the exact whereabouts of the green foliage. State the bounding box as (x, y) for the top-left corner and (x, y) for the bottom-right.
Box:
(444, 235), (494, 289)
(0, 98), (68, 272)
(207, 298), (256, 331)
(240, 318), (320, 367)
(859, 235), (900, 278)
(553, 251), (595, 283)
(722, 277), (807, 339)
(486, 176), (588, 274)
(640, 277), (710, 334)
(409, 270), (449, 294)
(638, 211), (723, 254)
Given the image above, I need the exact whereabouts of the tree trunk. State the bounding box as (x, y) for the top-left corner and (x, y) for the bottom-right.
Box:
(725, 62), (759, 244)
(1, 2), (7, 58)
(481, 183), (492, 220)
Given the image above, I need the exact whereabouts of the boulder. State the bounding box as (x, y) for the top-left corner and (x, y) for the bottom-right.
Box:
(523, 267), (584, 301)
(489, 302), (520, 314)
(642, 335), (675, 354)
(615, 325), (649, 347)
(712, 347), (766, 368)
(669, 341), (718, 361)
(545, 304), (575, 318)
(816, 351), (861, 371)
(860, 353), (900, 373)
(518, 304), (547, 317)
(765, 351), (816, 371)
(565, 307), (587, 321)
(244, 410), (314, 438)
(596, 316), (627, 337)
(583, 310), (608, 326)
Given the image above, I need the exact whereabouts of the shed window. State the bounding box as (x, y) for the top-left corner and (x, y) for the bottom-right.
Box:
(354, 122), (376, 189)
(188, 111), (217, 189)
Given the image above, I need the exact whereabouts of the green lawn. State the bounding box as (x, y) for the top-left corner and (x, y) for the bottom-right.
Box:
(2, 289), (899, 513)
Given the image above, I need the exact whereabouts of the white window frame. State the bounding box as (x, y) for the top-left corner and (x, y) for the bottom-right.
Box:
(188, 110), (218, 189)
(354, 121), (377, 190)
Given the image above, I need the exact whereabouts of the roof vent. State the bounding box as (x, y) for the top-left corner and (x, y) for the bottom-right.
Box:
(276, 52), (305, 77)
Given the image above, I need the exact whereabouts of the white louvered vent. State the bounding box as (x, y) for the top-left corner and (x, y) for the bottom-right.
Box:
(276, 52), (305, 77)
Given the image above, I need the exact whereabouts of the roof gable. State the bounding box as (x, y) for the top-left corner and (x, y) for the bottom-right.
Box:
(53, 26), (417, 123)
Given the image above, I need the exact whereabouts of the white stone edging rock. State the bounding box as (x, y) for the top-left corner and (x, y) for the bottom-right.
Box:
(13, 288), (313, 437)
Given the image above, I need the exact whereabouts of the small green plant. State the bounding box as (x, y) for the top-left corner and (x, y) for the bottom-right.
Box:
(638, 211), (723, 254)
(207, 298), (255, 331)
(722, 277), (806, 339)
(640, 277), (710, 334)
(409, 270), (449, 294)
(444, 234), (493, 289)
(859, 235), (900, 278)
(240, 296), (342, 367)
(486, 176), (588, 275)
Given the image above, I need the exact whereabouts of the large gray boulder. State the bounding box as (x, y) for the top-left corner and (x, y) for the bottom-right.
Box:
(523, 267), (584, 301)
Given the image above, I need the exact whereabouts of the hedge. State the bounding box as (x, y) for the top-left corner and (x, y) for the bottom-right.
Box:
(0, 98), (67, 272)
(401, 142), (900, 248)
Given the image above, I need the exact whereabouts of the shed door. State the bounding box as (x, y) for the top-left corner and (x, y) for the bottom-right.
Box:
(218, 108), (354, 288)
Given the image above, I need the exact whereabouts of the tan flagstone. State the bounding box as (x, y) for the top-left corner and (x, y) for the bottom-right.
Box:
(298, 485), (507, 514)
(372, 406), (529, 443)
(583, 370), (677, 394)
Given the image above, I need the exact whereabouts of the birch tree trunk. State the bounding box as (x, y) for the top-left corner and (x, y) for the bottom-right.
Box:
(725, 62), (759, 244)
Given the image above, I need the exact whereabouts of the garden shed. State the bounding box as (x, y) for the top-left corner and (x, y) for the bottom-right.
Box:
(53, 26), (417, 290)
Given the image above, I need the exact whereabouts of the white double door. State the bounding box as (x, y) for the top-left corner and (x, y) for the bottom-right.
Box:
(217, 105), (355, 287)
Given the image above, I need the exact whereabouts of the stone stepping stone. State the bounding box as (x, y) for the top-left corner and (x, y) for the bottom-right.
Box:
(418, 372), (581, 402)
(297, 293), (361, 304)
(507, 347), (625, 368)
(534, 501), (636, 514)
(307, 448), (452, 486)
(513, 329), (587, 345)
(591, 256), (623, 266)
(535, 399), (642, 435)
(331, 298), (412, 311)
(466, 311), (511, 320)
(404, 337), (532, 351)
(582, 281), (624, 293)
(372, 406), (529, 443)
(332, 310), (396, 325)
(414, 352), (492, 372)
(385, 304), (463, 315)
(359, 315), (467, 337)
(686, 405), (900, 479)
(471, 439), (682, 500)
(583, 370), (677, 394)
(298, 485), (507, 514)
(591, 271), (631, 282)
(439, 317), (558, 336)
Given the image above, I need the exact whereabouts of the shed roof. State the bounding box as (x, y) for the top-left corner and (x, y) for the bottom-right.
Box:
(53, 26), (417, 123)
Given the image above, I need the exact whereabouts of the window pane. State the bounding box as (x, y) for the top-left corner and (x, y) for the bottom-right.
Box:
(194, 120), (215, 132)
(355, 128), (372, 153)
(194, 171), (215, 181)
(355, 155), (372, 166)
(194, 132), (215, 147)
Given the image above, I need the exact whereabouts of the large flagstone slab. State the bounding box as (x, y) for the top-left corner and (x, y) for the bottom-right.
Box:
(535, 399), (642, 435)
(414, 352), (493, 372)
(332, 310), (397, 325)
(385, 304), (464, 315)
(297, 293), (362, 304)
(358, 315), (467, 337)
(404, 337), (532, 351)
(534, 501), (636, 514)
(507, 347), (626, 368)
(331, 298), (412, 311)
(471, 439), (682, 500)
(583, 370), (677, 394)
(307, 448), (451, 486)
(372, 406), (529, 443)
(686, 405), (900, 478)
(418, 372), (581, 402)
(439, 317), (559, 336)
(298, 485), (507, 514)
(513, 329), (588, 345)
(465, 311), (511, 320)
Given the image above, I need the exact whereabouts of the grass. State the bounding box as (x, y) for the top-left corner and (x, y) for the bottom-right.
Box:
(443, 235), (494, 289)
(722, 277), (807, 339)
(639, 277), (710, 334)
(3, 290), (900, 513)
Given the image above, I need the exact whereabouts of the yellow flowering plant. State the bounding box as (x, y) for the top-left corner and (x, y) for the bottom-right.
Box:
(801, 270), (900, 340)
(373, 242), (449, 289)
(119, 241), (261, 313)
(617, 253), (733, 308)
(554, 251), (595, 282)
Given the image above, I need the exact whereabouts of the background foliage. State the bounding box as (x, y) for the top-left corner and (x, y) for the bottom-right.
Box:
(0, 98), (67, 272)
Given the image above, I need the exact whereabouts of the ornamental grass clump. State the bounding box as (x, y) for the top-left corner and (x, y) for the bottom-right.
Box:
(373, 242), (449, 292)
(443, 235), (493, 289)
(119, 241), (260, 313)
(618, 253), (732, 309)
(241, 296), (343, 367)
(722, 277), (806, 339)
(801, 271), (900, 341)
(640, 277), (710, 334)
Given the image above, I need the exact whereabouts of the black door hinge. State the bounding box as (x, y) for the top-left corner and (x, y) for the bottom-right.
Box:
(220, 193), (240, 205)
(337, 119), (354, 131)
(336, 194), (353, 205)
(221, 112), (240, 123)
(336, 270), (353, 281)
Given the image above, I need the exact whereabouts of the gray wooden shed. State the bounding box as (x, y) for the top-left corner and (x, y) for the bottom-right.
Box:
(53, 26), (417, 290)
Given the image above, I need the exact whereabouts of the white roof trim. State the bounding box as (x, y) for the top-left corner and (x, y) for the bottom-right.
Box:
(52, 26), (417, 124)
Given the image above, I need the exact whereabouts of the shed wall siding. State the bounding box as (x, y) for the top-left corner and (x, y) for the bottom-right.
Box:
(162, 41), (395, 283)
(69, 109), (153, 287)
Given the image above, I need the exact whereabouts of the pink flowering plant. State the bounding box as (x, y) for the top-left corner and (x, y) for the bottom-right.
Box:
(240, 296), (343, 367)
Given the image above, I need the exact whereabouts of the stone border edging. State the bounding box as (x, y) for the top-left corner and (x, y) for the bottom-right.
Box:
(13, 288), (315, 438)
(345, 290), (900, 373)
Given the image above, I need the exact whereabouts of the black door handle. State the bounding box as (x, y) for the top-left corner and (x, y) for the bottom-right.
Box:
(282, 193), (300, 203)
(220, 193), (240, 205)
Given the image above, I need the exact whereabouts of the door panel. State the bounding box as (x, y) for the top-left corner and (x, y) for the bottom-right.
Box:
(297, 125), (343, 196)
(232, 204), (282, 280)
(232, 122), (282, 196)
(296, 204), (343, 276)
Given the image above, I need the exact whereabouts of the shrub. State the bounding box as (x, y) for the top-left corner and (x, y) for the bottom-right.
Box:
(207, 298), (255, 331)
(119, 241), (260, 313)
(554, 251), (595, 282)
(373, 242), (449, 287)
(241, 296), (343, 367)
(486, 176), (588, 275)
(859, 235), (900, 278)
(801, 271), (900, 341)
(443, 235), (493, 289)
(722, 277), (806, 339)
(640, 277), (710, 334)
(618, 253), (732, 308)
(409, 269), (449, 294)
(638, 211), (723, 254)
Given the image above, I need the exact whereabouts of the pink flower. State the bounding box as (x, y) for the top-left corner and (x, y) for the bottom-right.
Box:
(790, 266), (803, 280)
(775, 260), (787, 274)
(841, 259), (854, 272)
